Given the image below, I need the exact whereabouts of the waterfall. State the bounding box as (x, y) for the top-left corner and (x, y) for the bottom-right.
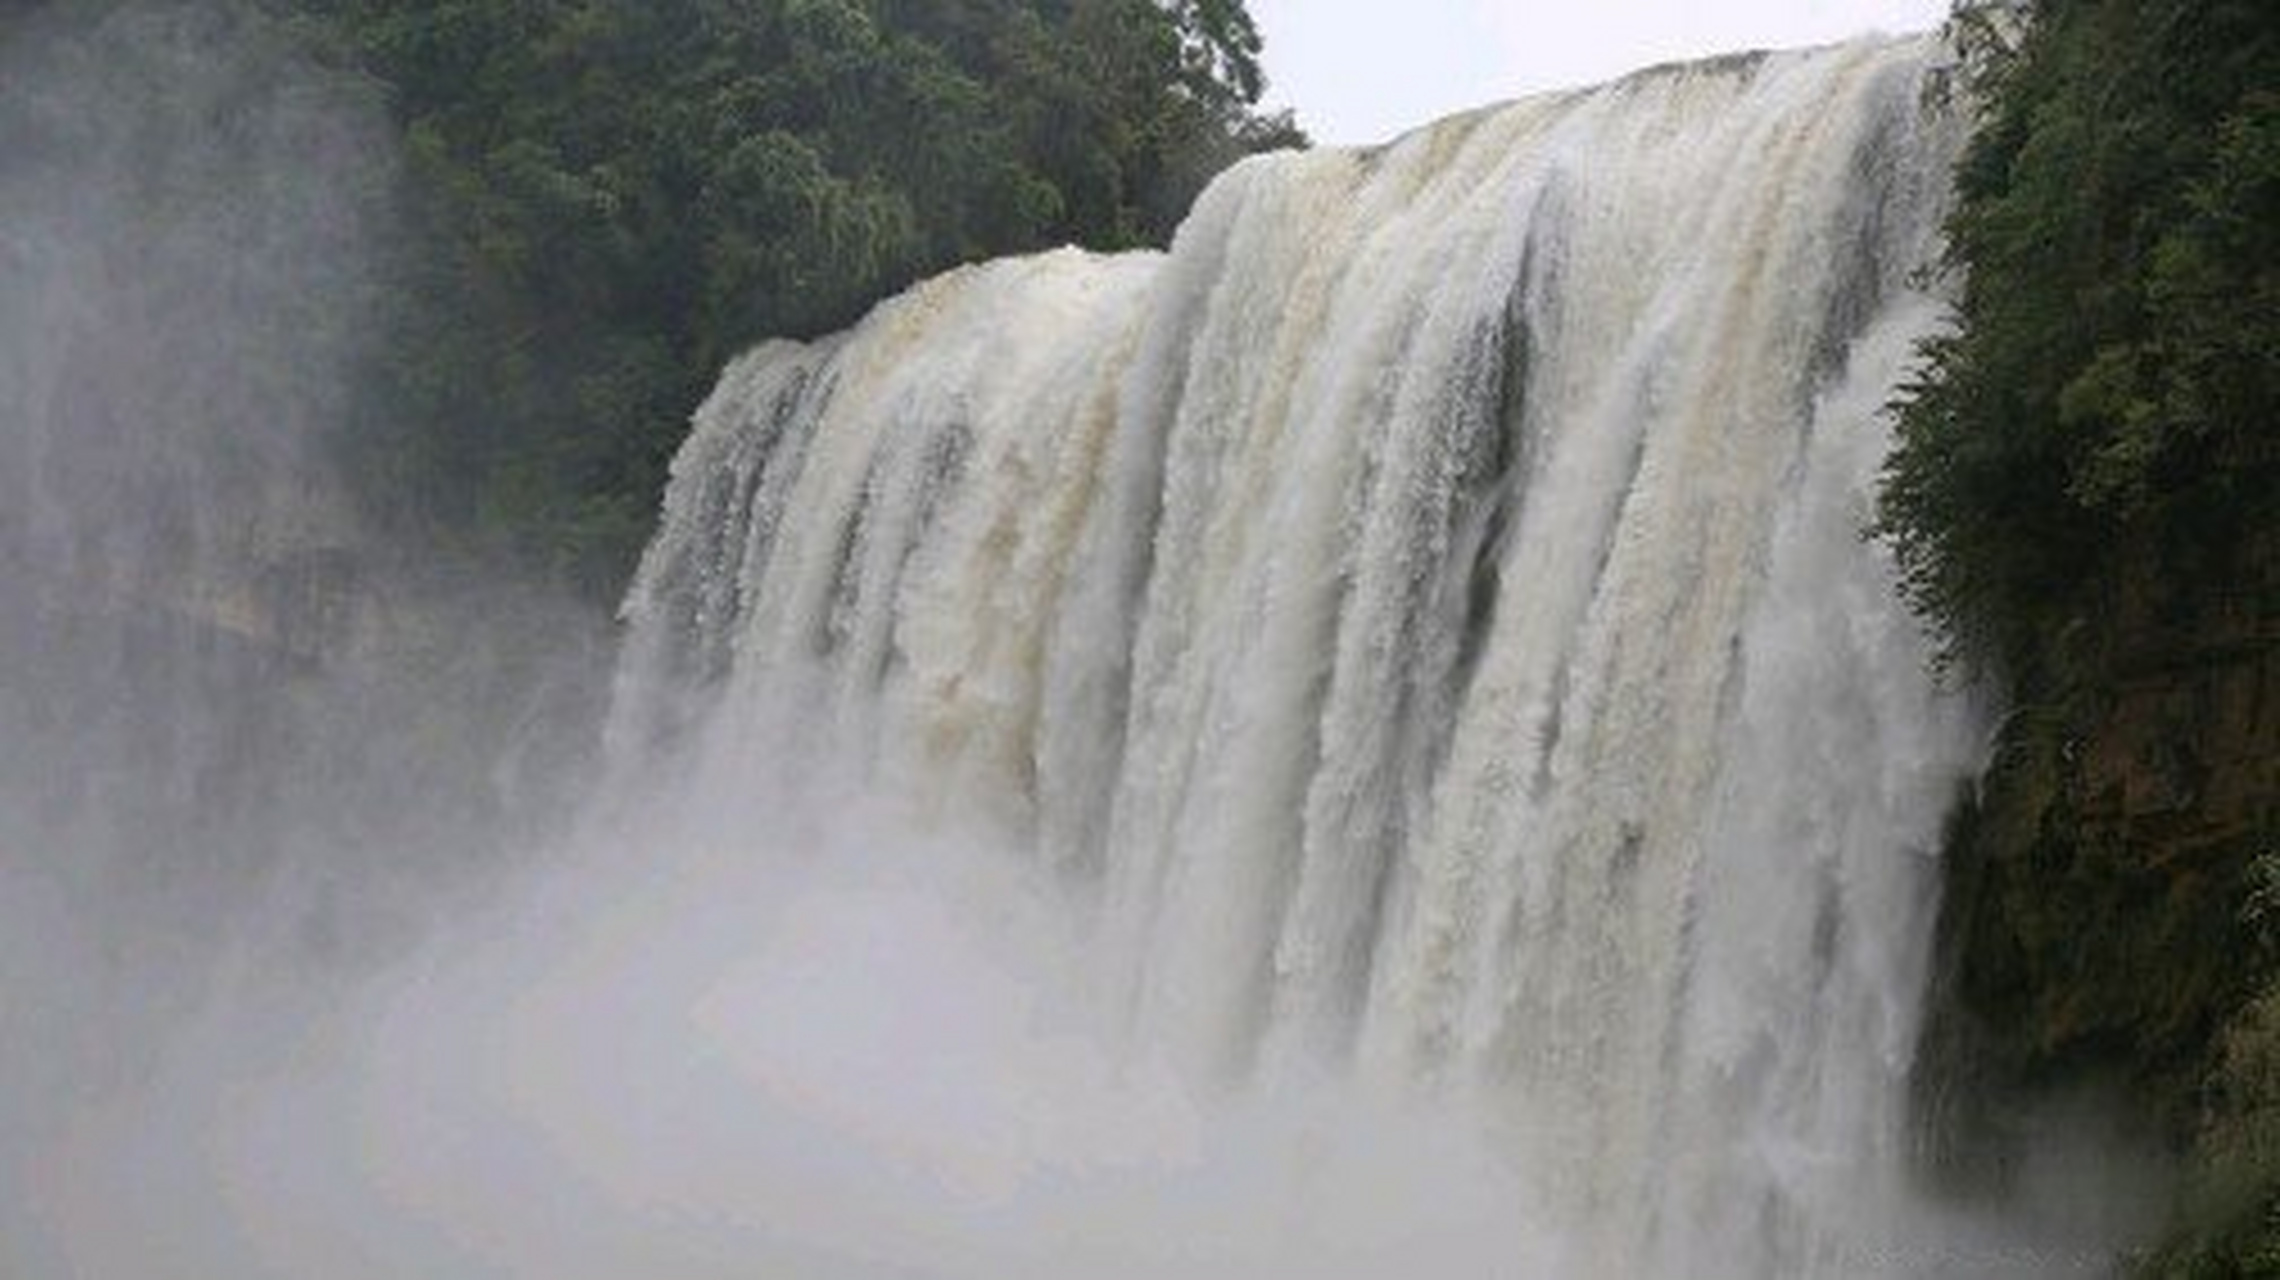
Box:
(613, 32), (2000, 1277)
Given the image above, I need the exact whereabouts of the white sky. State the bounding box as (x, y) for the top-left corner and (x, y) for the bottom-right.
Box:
(1247, 0), (1953, 145)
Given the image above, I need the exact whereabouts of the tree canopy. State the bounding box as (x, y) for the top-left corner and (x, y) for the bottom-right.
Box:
(1878, 0), (2275, 675)
(280, 0), (1300, 592)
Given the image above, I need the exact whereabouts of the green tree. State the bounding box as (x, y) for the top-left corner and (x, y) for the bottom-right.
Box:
(1881, 3), (2277, 1269)
(1879, 0), (2276, 674)
(276, 0), (1302, 591)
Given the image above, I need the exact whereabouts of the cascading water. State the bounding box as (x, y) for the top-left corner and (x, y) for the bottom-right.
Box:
(610, 32), (2017, 1278)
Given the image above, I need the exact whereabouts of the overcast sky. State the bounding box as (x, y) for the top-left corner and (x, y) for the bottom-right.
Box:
(1246, 0), (1954, 145)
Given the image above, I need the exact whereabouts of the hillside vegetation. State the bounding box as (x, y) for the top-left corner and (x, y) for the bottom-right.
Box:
(1880, 1), (2278, 1271)
(270, 0), (1299, 592)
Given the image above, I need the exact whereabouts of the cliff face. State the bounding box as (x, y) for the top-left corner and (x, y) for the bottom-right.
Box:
(1920, 531), (2279, 1266)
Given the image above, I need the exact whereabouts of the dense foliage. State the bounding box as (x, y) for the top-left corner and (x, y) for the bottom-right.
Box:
(1881, 1), (2277, 1271)
(279, 0), (1298, 592)
(1879, 0), (2274, 674)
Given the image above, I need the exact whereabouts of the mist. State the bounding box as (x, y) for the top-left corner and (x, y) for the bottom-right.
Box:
(14, 733), (1573, 1277)
(0, 2), (607, 1268)
(1, 0), (402, 1203)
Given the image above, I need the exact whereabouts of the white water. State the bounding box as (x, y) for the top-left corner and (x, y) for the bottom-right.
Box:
(608, 33), (2028, 1278)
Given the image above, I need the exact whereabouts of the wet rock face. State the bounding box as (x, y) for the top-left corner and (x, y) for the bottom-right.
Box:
(2076, 590), (2277, 865)
(1915, 530), (2278, 1244)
